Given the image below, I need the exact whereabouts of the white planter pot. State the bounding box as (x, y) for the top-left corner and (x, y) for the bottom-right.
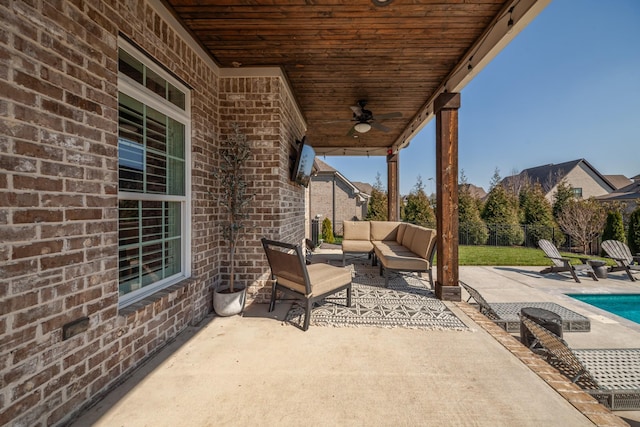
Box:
(213, 284), (247, 316)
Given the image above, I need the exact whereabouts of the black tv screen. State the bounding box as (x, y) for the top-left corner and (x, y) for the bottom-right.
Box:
(291, 136), (315, 187)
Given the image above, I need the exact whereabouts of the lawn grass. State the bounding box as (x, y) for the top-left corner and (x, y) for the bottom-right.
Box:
(458, 245), (613, 266)
(326, 239), (612, 267)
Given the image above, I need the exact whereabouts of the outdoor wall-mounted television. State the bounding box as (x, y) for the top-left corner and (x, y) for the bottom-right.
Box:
(290, 136), (315, 187)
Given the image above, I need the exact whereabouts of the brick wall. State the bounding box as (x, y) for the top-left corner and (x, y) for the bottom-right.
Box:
(309, 173), (367, 236)
(309, 174), (335, 226)
(0, 1), (306, 425)
(217, 74), (306, 302)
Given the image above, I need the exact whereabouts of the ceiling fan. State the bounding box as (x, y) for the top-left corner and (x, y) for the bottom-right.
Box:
(347, 99), (402, 136)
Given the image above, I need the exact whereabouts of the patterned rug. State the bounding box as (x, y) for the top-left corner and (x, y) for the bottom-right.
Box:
(284, 262), (469, 331)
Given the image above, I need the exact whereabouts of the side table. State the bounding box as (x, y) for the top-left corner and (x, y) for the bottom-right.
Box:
(588, 260), (608, 279)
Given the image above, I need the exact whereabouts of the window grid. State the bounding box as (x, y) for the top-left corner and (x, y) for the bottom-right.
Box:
(117, 39), (190, 307)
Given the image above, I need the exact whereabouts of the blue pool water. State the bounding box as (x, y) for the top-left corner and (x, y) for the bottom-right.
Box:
(567, 294), (640, 324)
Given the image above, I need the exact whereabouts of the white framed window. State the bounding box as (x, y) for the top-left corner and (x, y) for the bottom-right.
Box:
(572, 188), (583, 198)
(117, 38), (191, 307)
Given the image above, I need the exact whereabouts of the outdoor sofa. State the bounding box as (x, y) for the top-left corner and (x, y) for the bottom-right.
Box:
(342, 220), (436, 287)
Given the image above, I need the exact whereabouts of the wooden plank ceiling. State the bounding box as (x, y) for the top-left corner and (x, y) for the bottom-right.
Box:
(165, 0), (519, 156)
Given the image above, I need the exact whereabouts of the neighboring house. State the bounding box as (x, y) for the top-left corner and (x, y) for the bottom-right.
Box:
(309, 159), (371, 236)
(501, 158), (616, 202)
(603, 174), (633, 190)
(597, 176), (640, 214)
(461, 183), (487, 199)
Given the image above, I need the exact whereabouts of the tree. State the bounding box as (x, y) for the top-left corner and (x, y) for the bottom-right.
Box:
(628, 206), (640, 255)
(556, 198), (606, 254)
(366, 172), (388, 221)
(505, 169), (530, 198)
(519, 183), (561, 245)
(481, 184), (523, 245)
(212, 123), (253, 293)
(402, 176), (436, 227)
(458, 179), (488, 245)
(489, 167), (502, 191)
(552, 180), (574, 220)
(601, 208), (626, 246)
(322, 217), (335, 244)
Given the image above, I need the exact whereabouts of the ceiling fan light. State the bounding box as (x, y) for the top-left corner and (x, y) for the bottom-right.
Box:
(354, 122), (371, 133)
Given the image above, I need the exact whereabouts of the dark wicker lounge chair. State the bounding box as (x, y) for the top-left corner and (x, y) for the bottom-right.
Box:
(262, 238), (352, 331)
(601, 239), (640, 282)
(521, 316), (640, 410)
(460, 281), (590, 332)
(538, 239), (598, 283)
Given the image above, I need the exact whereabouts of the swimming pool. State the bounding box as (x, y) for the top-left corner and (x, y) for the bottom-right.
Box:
(567, 294), (640, 324)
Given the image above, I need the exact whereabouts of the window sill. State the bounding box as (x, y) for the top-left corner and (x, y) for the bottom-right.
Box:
(118, 277), (199, 318)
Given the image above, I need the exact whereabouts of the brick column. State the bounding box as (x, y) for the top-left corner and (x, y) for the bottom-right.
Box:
(387, 151), (399, 221)
(434, 92), (461, 301)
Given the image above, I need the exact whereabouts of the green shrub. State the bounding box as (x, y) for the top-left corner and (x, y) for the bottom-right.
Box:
(458, 181), (488, 245)
(601, 210), (625, 255)
(322, 217), (335, 244)
(482, 185), (523, 246)
(520, 183), (559, 245)
(628, 207), (640, 255)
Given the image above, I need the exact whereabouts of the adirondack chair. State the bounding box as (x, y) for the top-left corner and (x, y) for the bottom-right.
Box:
(537, 239), (598, 283)
(601, 240), (640, 282)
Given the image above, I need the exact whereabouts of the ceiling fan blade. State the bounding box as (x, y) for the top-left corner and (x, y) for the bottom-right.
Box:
(375, 112), (403, 120)
(346, 124), (357, 137)
(350, 105), (363, 117)
(370, 121), (390, 132)
(322, 119), (355, 123)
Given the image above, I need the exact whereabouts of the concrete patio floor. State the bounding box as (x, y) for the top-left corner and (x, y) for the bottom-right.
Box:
(70, 258), (640, 427)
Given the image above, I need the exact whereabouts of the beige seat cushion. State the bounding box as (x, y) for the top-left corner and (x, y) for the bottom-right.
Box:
(396, 223), (408, 244)
(306, 263), (352, 297)
(373, 241), (412, 257)
(342, 240), (374, 253)
(409, 227), (436, 258)
(370, 221), (401, 241)
(401, 224), (417, 248)
(377, 253), (429, 271)
(343, 221), (371, 240)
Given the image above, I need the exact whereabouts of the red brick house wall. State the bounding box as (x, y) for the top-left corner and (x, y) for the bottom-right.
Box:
(309, 173), (368, 236)
(0, 1), (306, 425)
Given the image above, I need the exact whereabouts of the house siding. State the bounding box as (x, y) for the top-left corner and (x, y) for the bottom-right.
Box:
(0, 1), (305, 425)
(547, 163), (612, 202)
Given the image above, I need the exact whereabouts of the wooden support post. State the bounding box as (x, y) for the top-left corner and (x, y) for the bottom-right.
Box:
(387, 151), (399, 221)
(434, 92), (461, 301)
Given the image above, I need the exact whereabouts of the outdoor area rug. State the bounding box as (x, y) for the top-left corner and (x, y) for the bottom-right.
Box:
(284, 263), (469, 331)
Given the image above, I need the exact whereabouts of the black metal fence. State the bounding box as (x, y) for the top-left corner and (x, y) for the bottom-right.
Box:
(459, 222), (601, 255)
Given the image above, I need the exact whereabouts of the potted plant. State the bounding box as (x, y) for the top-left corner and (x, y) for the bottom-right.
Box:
(211, 123), (253, 316)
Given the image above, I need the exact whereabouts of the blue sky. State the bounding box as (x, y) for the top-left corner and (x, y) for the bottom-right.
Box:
(318, 0), (640, 195)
